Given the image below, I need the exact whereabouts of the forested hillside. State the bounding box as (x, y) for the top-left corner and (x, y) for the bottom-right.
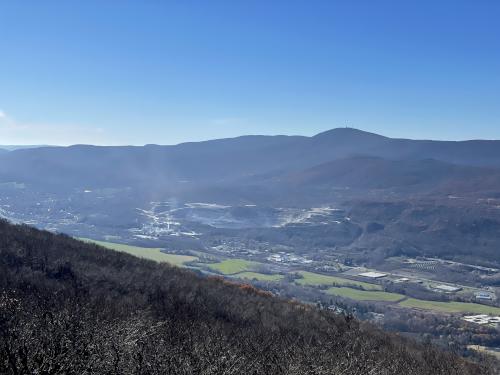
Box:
(0, 220), (494, 374)
(3, 128), (500, 194)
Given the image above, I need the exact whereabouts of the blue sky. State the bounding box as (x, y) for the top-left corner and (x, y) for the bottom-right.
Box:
(0, 0), (499, 145)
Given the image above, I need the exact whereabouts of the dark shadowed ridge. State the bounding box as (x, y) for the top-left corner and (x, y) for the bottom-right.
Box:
(281, 156), (500, 192)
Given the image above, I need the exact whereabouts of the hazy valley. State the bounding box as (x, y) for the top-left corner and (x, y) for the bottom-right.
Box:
(1, 128), (500, 368)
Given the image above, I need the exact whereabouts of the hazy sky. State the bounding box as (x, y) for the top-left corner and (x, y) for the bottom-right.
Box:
(0, 0), (499, 145)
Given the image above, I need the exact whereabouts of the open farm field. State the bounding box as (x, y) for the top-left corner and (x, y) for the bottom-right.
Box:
(206, 259), (261, 275)
(295, 271), (382, 290)
(326, 287), (405, 302)
(233, 272), (284, 282)
(80, 238), (197, 266)
(399, 298), (500, 314)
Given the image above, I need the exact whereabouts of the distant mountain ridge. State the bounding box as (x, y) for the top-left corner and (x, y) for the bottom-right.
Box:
(0, 145), (51, 151)
(1, 128), (500, 198)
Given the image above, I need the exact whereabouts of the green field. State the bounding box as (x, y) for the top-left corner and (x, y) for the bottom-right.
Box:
(399, 298), (500, 315)
(295, 271), (382, 290)
(80, 238), (197, 266)
(326, 287), (405, 302)
(233, 272), (284, 282)
(206, 259), (260, 275)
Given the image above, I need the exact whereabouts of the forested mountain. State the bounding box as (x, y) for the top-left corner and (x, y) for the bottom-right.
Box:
(0, 219), (493, 374)
(2, 128), (500, 196)
(278, 156), (500, 193)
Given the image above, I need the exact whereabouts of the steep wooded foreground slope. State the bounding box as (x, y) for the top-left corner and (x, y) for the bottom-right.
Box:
(0, 220), (492, 374)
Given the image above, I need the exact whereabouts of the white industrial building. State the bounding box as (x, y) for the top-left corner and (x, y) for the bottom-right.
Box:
(475, 291), (494, 300)
(359, 271), (387, 279)
(463, 315), (500, 325)
(431, 284), (462, 293)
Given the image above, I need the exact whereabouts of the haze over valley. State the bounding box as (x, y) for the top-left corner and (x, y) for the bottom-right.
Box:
(2, 128), (500, 266)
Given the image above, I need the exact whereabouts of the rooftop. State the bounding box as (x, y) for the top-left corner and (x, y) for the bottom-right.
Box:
(432, 284), (462, 292)
(359, 271), (387, 279)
